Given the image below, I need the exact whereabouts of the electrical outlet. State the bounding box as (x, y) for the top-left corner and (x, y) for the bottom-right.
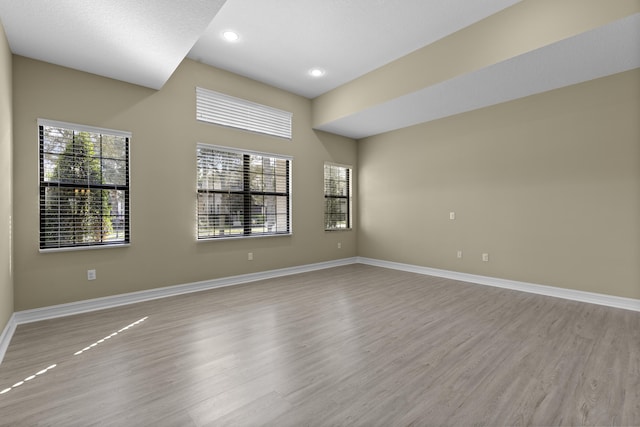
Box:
(248, 252), (253, 261)
(457, 250), (463, 259)
(482, 253), (489, 262)
(87, 269), (96, 280)
(337, 242), (342, 249)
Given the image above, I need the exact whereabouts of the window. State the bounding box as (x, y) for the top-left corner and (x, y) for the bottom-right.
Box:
(196, 87), (292, 139)
(197, 144), (291, 239)
(324, 162), (352, 230)
(39, 119), (130, 250)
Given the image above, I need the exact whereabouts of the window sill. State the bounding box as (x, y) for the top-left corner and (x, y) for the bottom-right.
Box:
(197, 232), (292, 242)
(39, 243), (131, 254)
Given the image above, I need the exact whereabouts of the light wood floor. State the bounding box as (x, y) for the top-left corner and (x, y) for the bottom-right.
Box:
(0, 264), (638, 426)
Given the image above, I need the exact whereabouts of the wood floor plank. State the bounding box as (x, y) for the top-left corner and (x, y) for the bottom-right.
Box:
(0, 264), (638, 426)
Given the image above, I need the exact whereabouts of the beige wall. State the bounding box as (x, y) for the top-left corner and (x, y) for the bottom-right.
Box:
(6, 43), (640, 313)
(12, 56), (357, 310)
(0, 20), (13, 330)
(358, 69), (640, 299)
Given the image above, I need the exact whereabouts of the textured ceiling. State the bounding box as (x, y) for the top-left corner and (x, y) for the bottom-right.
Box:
(0, 1), (638, 139)
(0, 0), (227, 89)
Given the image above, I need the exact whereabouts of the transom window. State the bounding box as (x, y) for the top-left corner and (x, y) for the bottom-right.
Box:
(39, 119), (130, 250)
(324, 162), (352, 231)
(197, 144), (291, 239)
(196, 87), (292, 139)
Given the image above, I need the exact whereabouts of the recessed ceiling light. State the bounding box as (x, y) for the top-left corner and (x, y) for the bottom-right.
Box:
(309, 68), (325, 77)
(222, 31), (239, 42)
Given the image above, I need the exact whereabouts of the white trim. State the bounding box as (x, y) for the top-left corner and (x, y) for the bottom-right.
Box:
(357, 257), (640, 312)
(37, 118), (132, 138)
(0, 314), (17, 365)
(39, 243), (131, 254)
(324, 161), (353, 170)
(12, 258), (358, 326)
(0, 258), (352, 363)
(3, 256), (638, 365)
(197, 142), (293, 162)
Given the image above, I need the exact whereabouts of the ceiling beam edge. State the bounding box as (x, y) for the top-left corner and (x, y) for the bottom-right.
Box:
(311, 0), (640, 130)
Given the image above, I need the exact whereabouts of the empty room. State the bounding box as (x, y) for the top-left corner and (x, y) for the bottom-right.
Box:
(0, 0), (639, 425)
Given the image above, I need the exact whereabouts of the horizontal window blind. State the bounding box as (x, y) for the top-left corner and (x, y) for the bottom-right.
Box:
(324, 162), (352, 230)
(39, 119), (130, 250)
(196, 87), (292, 139)
(197, 144), (292, 239)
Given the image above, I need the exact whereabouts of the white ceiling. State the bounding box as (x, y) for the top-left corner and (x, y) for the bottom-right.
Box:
(0, 0), (227, 90)
(0, 0), (638, 139)
(188, 0), (522, 99)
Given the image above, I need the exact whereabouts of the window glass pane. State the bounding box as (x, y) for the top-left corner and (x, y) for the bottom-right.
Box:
(251, 195), (265, 229)
(105, 189), (128, 242)
(275, 196), (289, 232)
(197, 193), (216, 238)
(102, 159), (128, 186)
(276, 173), (287, 193)
(42, 187), (123, 246)
(197, 149), (243, 191)
(43, 153), (60, 182)
(198, 193), (245, 237)
(324, 165), (349, 197)
(102, 134), (128, 160)
(57, 145), (102, 185)
(325, 198), (348, 229)
(250, 155), (266, 192)
(42, 127), (72, 155)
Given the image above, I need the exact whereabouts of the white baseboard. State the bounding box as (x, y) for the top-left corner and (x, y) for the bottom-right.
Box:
(0, 257), (357, 364)
(0, 313), (17, 365)
(357, 257), (640, 312)
(2, 255), (638, 365)
(13, 257), (359, 325)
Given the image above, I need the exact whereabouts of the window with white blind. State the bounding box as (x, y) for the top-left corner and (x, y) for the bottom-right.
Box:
(39, 119), (130, 250)
(197, 144), (291, 239)
(196, 87), (292, 139)
(324, 162), (352, 231)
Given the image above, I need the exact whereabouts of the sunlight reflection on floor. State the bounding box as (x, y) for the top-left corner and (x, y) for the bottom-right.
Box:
(0, 316), (149, 396)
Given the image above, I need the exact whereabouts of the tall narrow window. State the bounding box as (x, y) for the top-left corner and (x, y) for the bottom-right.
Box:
(197, 144), (292, 239)
(39, 119), (130, 250)
(324, 162), (352, 230)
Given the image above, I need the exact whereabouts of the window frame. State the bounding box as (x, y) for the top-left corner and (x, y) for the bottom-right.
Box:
(324, 162), (353, 231)
(38, 119), (131, 252)
(196, 143), (293, 240)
